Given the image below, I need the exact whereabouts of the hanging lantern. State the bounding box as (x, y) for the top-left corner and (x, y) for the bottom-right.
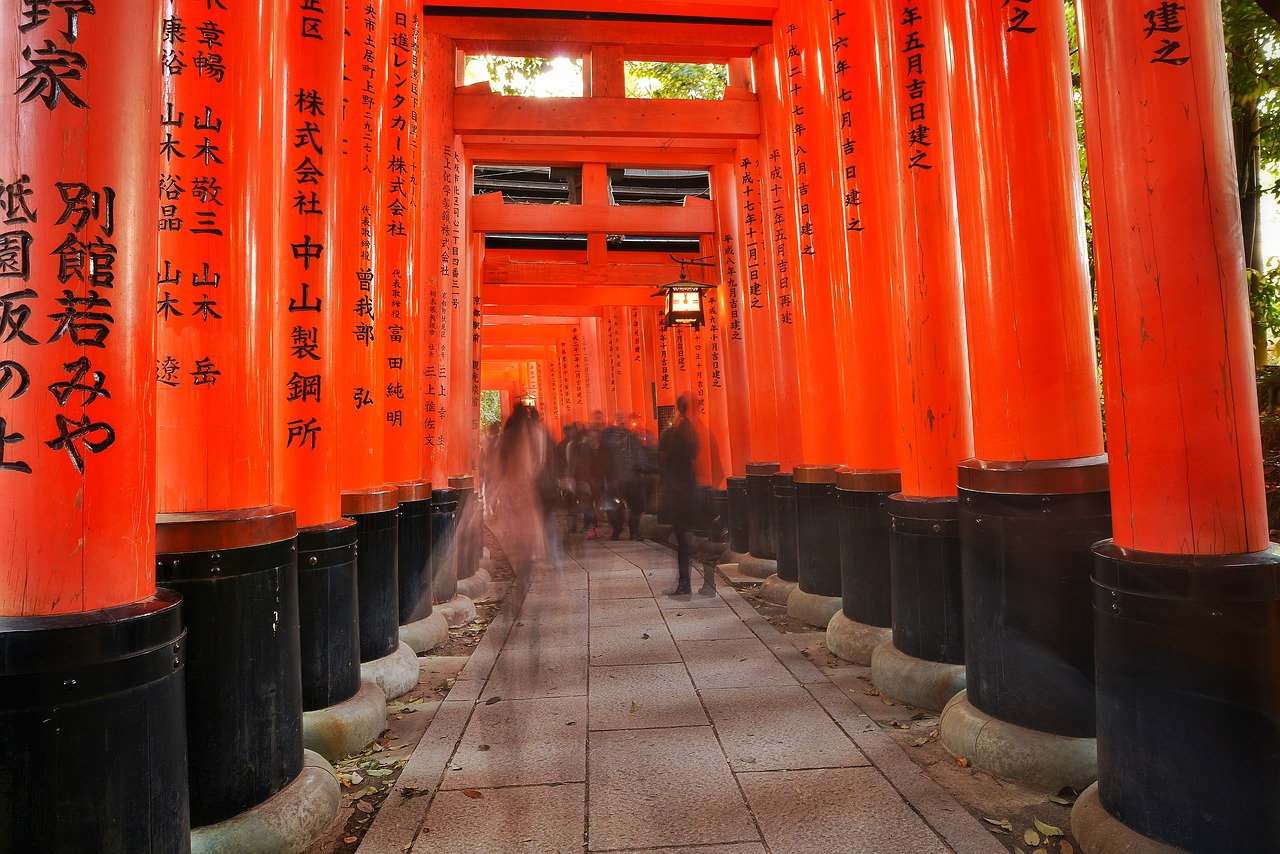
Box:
(657, 254), (717, 331)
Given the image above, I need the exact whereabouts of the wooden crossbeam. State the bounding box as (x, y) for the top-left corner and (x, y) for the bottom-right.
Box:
(483, 284), (664, 307)
(485, 257), (680, 287)
(472, 192), (715, 236)
(455, 94), (758, 140)
(464, 139), (739, 168)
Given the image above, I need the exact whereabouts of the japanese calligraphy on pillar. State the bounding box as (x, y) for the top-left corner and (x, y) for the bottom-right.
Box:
(4, 2), (120, 480)
(829, 1), (866, 233)
(900, 5), (934, 171)
(720, 233), (744, 341)
(280, 0), (339, 463)
(738, 156), (769, 313)
(693, 327), (706, 406)
(607, 312), (617, 395)
(631, 308), (643, 364)
(1142, 1), (1190, 65)
(766, 148), (794, 325)
(707, 290), (724, 390)
(571, 326), (584, 409)
(659, 324), (671, 392)
(781, 20), (817, 259)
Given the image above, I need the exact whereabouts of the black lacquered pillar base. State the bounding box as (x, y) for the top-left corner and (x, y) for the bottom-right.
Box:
(391, 482), (432, 625)
(888, 495), (963, 664)
(1082, 542), (1280, 852)
(707, 488), (729, 544)
(341, 488), (401, 664)
(773, 472), (799, 583)
(430, 487), (460, 603)
(746, 462), (780, 560)
(794, 466), (841, 598)
(836, 469), (900, 627)
(449, 476), (478, 582)
(157, 506), (302, 828)
(0, 592), (190, 854)
(958, 458), (1110, 737)
(727, 476), (750, 554)
(296, 519), (360, 712)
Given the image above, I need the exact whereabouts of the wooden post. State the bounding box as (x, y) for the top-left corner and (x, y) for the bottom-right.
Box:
(0, 7), (191, 850)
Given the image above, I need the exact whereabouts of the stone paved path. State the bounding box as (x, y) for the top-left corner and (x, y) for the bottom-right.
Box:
(356, 538), (1008, 854)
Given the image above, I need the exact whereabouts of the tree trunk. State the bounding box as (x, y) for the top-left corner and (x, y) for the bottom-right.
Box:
(1236, 97), (1269, 366)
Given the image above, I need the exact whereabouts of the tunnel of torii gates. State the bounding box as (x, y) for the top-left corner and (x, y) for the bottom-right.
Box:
(0, 0), (1276, 852)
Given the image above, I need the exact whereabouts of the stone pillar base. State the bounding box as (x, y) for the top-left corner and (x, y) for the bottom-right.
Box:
(649, 522), (674, 544)
(360, 642), (420, 701)
(760, 574), (797, 606)
(399, 611), (449, 654)
(302, 680), (388, 763)
(698, 539), (728, 563)
(719, 550), (749, 565)
(456, 566), (491, 600)
(940, 690), (1097, 792)
(436, 594), (477, 628)
(825, 611), (891, 666)
(738, 553), (778, 579)
(1072, 783), (1187, 854)
(870, 638), (966, 712)
(787, 587), (841, 628)
(637, 513), (659, 539)
(191, 750), (340, 854)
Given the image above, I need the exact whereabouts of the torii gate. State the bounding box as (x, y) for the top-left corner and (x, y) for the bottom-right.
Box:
(1, 2), (1274, 853)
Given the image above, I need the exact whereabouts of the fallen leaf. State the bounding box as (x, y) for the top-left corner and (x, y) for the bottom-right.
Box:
(1024, 829), (1041, 846)
(1049, 795), (1073, 806)
(641, 632), (650, 639)
(629, 701), (638, 713)
(982, 817), (1013, 833)
(566, 721), (576, 726)
(863, 687), (881, 696)
(485, 696), (502, 705)
(344, 836), (358, 844)
(447, 763), (462, 771)
(1059, 842), (1075, 854)
(477, 744), (491, 751)
(910, 737), (929, 747)
(356, 801), (374, 814)
(1033, 818), (1063, 838)
(955, 757), (970, 768)
(367, 768), (392, 777)
(463, 789), (483, 799)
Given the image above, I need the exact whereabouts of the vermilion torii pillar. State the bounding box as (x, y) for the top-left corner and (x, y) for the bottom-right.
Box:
(870, 0), (976, 713)
(338, 0), (414, 702)
(937, 0), (1111, 792)
(822, 0), (904, 666)
(153, 0), (322, 836)
(1072, 3), (1279, 850)
(274, 0), (379, 758)
(0, 8), (190, 851)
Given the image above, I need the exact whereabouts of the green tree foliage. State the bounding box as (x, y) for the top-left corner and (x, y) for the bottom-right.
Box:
(625, 61), (728, 99)
(480, 390), (502, 428)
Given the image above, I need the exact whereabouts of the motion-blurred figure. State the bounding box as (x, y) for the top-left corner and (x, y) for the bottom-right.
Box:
(490, 403), (557, 573)
(659, 394), (706, 596)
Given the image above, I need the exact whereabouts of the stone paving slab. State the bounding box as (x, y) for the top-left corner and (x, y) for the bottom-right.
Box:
(589, 622), (681, 666)
(588, 595), (663, 627)
(413, 783), (585, 854)
(590, 574), (656, 600)
(700, 685), (871, 772)
(588, 662), (708, 731)
(587, 726), (760, 851)
(480, 643), (588, 701)
(606, 846), (768, 854)
(443, 695), (587, 790)
(738, 767), (952, 854)
(662, 606), (757, 642)
(680, 638), (798, 690)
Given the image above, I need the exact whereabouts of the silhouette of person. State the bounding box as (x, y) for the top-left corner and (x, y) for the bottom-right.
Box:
(658, 393), (707, 596)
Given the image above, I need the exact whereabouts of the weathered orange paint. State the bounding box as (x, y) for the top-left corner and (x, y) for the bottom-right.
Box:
(156, 0), (280, 513)
(1078, 0), (1266, 554)
(273, 0), (343, 529)
(828, 0), (901, 473)
(947, 0), (1103, 465)
(712, 165), (754, 477)
(773, 0), (850, 468)
(383, 2), (424, 486)
(1, 5), (160, 615)
(882, 0), (973, 498)
(337, 0), (389, 493)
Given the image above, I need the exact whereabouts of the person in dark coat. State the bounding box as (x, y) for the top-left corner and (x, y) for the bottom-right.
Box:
(658, 393), (702, 596)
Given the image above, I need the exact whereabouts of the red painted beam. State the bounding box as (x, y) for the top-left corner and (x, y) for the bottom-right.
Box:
(484, 285), (666, 307)
(455, 94), (759, 139)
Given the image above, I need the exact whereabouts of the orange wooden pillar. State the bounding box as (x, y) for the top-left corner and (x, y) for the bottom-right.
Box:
(823, 0), (904, 657)
(338, 1), (404, 674)
(0, 8), (190, 850)
(936, 0), (1111, 781)
(272, 0), (366, 717)
(152, 0), (309, 830)
(382, 3), (437, 636)
(1072, 3), (1279, 849)
(871, 0), (975, 710)
(754, 42), (806, 587)
(419, 27), (462, 605)
(639, 308), (664, 439)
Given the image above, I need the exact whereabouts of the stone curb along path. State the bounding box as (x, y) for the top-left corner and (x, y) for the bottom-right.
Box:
(354, 540), (1007, 854)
